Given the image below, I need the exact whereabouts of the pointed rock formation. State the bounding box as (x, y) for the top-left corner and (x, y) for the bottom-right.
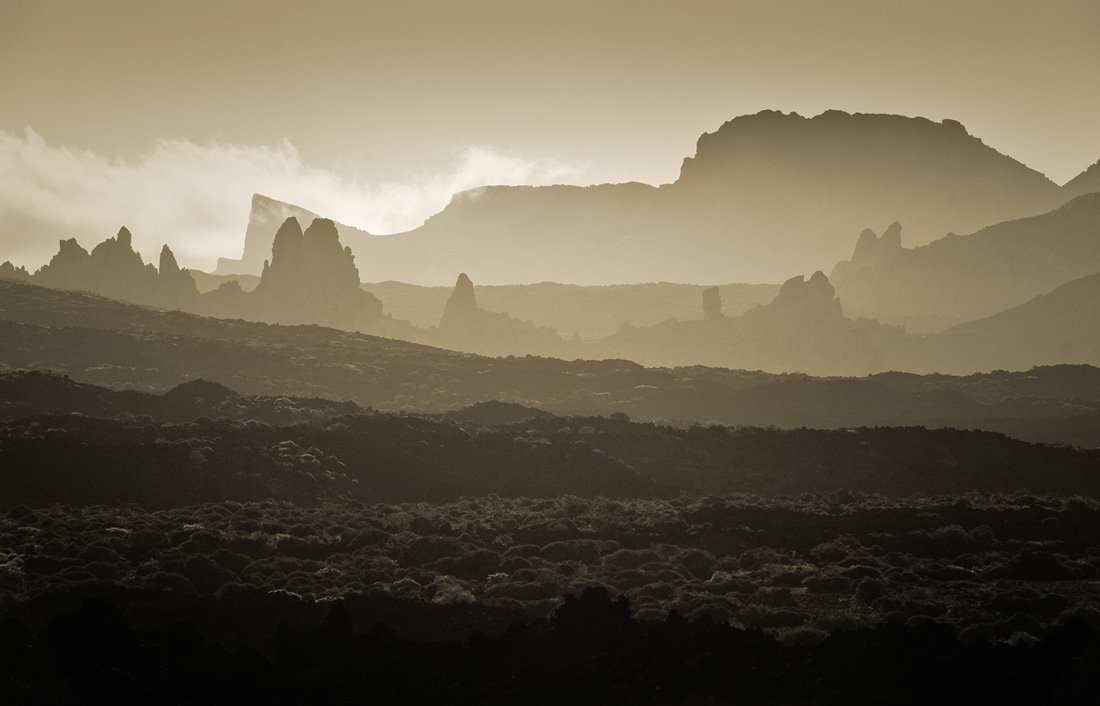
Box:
(0, 261), (30, 280)
(434, 272), (565, 356)
(250, 217), (383, 331)
(35, 239), (93, 291)
(156, 245), (200, 309)
(439, 273), (478, 330)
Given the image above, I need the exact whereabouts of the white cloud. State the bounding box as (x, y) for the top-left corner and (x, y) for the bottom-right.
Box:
(0, 127), (588, 271)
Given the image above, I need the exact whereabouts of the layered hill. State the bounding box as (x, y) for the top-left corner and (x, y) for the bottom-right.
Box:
(589, 272), (900, 375)
(831, 193), (1100, 325)
(5, 279), (1100, 445)
(232, 111), (1068, 284)
(912, 271), (1100, 372)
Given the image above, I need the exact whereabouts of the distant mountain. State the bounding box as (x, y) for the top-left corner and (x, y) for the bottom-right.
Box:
(918, 271), (1100, 372)
(235, 111), (1066, 284)
(831, 193), (1100, 324)
(1063, 158), (1100, 200)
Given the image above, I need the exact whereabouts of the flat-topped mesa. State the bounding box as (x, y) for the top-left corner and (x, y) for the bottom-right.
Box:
(251, 217), (383, 330)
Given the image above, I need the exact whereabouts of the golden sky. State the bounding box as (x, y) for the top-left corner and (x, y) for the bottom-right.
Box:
(1, 0), (1098, 268)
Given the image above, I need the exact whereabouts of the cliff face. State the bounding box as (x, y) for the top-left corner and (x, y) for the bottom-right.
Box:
(244, 110), (1066, 285)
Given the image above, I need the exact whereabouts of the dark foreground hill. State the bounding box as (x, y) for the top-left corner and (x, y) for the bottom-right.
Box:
(5, 280), (1100, 445)
(3, 376), (1100, 506)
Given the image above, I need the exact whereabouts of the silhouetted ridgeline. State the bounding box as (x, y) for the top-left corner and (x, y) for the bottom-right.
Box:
(0, 217), (418, 339)
(224, 110), (1082, 285)
(6, 283), (1100, 444)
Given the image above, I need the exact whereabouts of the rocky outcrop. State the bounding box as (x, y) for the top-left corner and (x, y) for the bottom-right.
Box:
(21, 218), (387, 333)
(27, 229), (199, 311)
(0, 261), (29, 280)
(702, 286), (723, 321)
(434, 273), (566, 357)
(749, 271), (843, 321)
(155, 245), (201, 309)
(34, 228), (162, 304)
(439, 273), (479, 329)
(250, 217), (384, 330)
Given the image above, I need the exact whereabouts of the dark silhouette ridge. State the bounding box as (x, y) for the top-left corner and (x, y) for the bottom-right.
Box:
(233, 111), (1069, 284)
(831, 193), (1100, 327)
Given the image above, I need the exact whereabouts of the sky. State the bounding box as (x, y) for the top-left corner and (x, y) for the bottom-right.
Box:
(2, 0), (1099, 270)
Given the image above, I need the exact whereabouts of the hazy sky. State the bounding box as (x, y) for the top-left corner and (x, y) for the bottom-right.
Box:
(2, 0), (1099, 268)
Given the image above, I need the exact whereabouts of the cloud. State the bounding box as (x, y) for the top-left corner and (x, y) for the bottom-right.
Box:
(0, 127), (588, 270)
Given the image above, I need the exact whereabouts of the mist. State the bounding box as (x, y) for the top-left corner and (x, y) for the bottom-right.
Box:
(0, 126), (588, 270)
